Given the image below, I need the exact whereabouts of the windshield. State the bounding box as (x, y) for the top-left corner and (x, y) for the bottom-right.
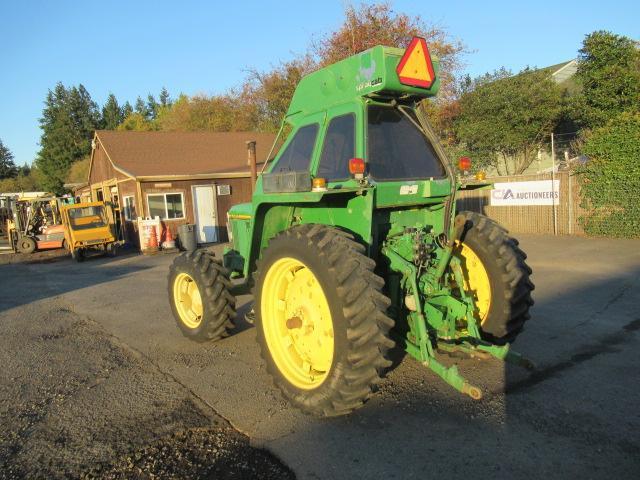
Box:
(67, 206), (108, 230)
(367, 105), (445, 181)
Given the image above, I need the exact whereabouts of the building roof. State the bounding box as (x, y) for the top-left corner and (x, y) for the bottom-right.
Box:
(94, 130), (277, 179)
(544, 59), (578, 83)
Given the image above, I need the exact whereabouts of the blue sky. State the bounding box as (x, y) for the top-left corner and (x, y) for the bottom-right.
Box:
(1, 0), (638, 166)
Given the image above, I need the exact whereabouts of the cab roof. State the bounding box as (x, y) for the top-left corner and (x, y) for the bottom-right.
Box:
(286, 44), (440, 118)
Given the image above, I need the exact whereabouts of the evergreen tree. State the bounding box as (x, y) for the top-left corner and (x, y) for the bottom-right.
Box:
(122, 101), (133, 118)
(18, 163), (30, 176)
(101, 93), (123, 129)
(159, 87), (171, 107)
(36, 83), (100, 193)
(0, 139), (17, 179)
(134, 96), (148, 118)
(147, 94), (159, 120)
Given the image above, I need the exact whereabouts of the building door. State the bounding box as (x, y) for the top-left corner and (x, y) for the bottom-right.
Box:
(192, 185), (217, 243)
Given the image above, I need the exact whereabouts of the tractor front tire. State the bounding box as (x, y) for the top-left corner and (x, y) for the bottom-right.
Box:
(18, 236), (36, 254)
(168, 250), (236, 342)
(454, 211), (534, 344)
(254, 224), (394, 417)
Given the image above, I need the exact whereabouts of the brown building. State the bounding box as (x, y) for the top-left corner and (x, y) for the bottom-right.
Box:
(87, 130), (276, 245)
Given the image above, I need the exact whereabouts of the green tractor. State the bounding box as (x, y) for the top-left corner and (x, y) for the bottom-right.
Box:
(168, 37), (534, 416)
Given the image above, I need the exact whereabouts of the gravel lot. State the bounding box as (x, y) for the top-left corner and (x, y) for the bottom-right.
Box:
(1, 234), (639, 479)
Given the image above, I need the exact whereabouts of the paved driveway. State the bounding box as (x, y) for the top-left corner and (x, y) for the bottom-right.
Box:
(3, 234), (640, 479)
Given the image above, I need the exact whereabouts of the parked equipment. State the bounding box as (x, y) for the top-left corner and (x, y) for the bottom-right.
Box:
(168, 38), (535, 416)
(60, 201), (120, 261)
(7, 195), (65, 254)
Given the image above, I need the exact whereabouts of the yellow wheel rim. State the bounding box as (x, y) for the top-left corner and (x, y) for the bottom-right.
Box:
(260, 257), (335, 390)
(173, 273), (203, 329)
(454, 243), (492, 324)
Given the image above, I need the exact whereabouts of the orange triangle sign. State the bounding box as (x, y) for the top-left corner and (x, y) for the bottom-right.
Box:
(396, 37), (436, 89)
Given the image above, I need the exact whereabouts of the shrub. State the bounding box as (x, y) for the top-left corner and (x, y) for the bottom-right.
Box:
(577, 112), (640, 237)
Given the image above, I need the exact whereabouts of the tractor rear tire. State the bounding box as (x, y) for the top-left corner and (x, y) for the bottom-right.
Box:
(18, 236), (36, 254)
(168, 250), (236, 342)
(254, 224), (394, 417)
(454, 211), (534, 344)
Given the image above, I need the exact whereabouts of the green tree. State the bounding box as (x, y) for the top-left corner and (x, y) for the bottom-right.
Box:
(0, 139), (17, 179)
(159, 87), (171, 107)
(118, 112), (158, 131)
(577, 112), (640, 237)
(454, 68), (564, 175)
(65, 156), (90, 183)
(0, 164), (45, 192)
(17, 163), (30, 177)
(36, 83), (100, 193)
(101, 93), (123, 129)
(573, 31), (640, 129)
(147, 94), (159, 120)
(122, 101), (134, 118)
(134, 96), (149, 118)
(156, 93), (257, 132)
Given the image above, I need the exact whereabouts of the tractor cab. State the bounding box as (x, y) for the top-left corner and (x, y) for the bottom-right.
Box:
(257, 38), (446, 194)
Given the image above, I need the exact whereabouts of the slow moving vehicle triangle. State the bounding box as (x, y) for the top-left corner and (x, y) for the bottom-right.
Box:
(396, 36), (436, 89)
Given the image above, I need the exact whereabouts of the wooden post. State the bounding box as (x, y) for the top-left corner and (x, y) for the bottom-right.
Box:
(246, 141), (257, 193)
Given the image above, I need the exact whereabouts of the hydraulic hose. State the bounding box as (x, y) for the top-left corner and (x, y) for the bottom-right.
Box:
(413, 103), (458, 245)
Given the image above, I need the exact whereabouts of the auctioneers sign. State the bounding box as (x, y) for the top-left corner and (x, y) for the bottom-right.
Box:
(490, 180), (560, 206)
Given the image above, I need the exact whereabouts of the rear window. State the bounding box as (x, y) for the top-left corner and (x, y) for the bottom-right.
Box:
(367, 105), (445, 181)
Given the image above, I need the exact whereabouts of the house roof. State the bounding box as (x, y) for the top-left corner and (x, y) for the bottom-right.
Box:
(541, 60), (574, 75)
(94, 130), (277, 179)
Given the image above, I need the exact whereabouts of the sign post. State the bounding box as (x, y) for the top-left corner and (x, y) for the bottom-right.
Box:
(551, 133), (558, 235)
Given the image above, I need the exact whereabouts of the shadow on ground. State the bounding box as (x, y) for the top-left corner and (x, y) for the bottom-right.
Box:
(0, 250), (154, 314)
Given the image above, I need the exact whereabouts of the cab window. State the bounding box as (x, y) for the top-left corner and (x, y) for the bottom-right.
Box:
(67, 206), (108, 230)
(317, 114), (355, 181)
(367, 105), (445, 181)
(273, 124), (319, 172)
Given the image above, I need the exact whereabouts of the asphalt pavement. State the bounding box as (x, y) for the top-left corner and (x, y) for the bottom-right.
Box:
(1, 234), (639, 479)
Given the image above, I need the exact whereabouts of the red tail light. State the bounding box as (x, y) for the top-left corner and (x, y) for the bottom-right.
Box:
(458, 156), (471, 171)
(349, 158), (365, 175)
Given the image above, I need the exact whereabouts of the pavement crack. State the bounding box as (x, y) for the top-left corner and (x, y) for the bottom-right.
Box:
(571, 277), (637, 329)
